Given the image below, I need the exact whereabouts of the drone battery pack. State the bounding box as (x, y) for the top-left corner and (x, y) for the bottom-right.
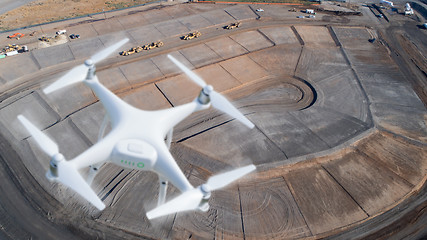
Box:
(111, 139), (157, 170)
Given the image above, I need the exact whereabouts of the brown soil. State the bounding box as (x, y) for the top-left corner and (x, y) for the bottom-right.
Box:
(0, 0), (153, 31)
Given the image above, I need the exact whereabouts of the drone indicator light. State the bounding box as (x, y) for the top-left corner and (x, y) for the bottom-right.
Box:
(137, 162), (145, 168)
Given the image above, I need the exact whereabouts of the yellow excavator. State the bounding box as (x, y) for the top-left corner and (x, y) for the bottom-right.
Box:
(224, 22), (241, 30)
(143, 41), (163, 50)
(39, 36), (51, 42)
(181, 31), (201, 40)
(120, 46), (143, 56)
(120, 41), (163, 56)
(3, 44), (22, 53)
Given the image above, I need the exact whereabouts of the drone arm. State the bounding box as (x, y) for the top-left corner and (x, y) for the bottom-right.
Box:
(154, 142), (194, 193)
(84, 77), (131, 128)
(70, 131), (118, 169)
(158, 100), (208, 136)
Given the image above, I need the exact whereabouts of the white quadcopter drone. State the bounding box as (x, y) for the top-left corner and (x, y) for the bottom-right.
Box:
(18, 39), (256, 219)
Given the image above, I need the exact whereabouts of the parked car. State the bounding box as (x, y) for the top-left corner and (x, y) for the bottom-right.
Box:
(69, 34), (80, 39)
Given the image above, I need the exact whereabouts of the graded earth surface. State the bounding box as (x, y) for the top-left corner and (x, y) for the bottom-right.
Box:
(0, 1), (426, 239)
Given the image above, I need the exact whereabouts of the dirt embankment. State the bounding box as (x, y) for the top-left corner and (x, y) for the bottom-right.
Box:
(0, 0), (153, 31)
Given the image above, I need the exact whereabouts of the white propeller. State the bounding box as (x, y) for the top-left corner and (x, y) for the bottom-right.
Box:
(167, 55), (255, 129)
(17, 115), (105, 210)
(44, 38), (129, 94)
(18, 115), (59, 157)
(146, 164), (256, 219)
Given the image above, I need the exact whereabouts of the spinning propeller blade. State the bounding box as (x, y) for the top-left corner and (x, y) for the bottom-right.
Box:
(146, 188), (203, 219)
(43, 65), (87, 94)
(18, 115), (58, 157)
(167, 54), (206, 88)
(209, 91), (255, 129)
(44, 38), (129, 94)
(91, 39), (129, 64)
(17, 115), (105, 210)
(167, 54), (254, 129)
(146, 164), (256, 219)
(206, 164), (256, 191)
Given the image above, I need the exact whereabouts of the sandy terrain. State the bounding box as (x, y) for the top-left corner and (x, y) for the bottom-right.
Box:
(0, 0), (153, 31)
(0, 1), (425, 239)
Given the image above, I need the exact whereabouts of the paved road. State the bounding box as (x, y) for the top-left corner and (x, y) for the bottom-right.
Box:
(0, 0), (35, 15)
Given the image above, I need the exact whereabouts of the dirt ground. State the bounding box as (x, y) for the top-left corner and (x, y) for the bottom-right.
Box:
(0, 0), (153, 31)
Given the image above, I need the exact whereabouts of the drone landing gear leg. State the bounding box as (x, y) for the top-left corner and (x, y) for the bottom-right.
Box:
(98, 115), (110, 141)
(158, 177), (168, 206)
(87, 162), (104, 185)
(86, 116), (110, 186)
(165, 128), (173, 149)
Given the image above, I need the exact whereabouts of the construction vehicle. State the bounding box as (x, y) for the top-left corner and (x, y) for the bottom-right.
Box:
(120, 49), (134, 56)
(3, 44), (22, 53)
(181, 31), (202, 40)
(120, 41), (163, 56)
(39, 36), (51, 42)
(5, 50), (18, 56)
(120, 46), (143, 56)
(7, 33), (25, 39)
(224, 22), (241, 30)
(142, 41), (164, 50)
(155, 41), (164, 47)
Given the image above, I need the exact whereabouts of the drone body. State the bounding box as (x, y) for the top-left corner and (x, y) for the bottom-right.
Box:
(18, 39), (256, 219)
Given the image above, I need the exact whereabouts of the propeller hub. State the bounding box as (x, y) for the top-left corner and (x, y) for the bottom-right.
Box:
(203, 85), (214, 95)
(84, 59), (94, 67)
(198, 85), (214, 105)
(52, 153), (65, 164)
(49, 153), (64, 178)
(84, 59), (96, 80)
(200, 184), (211, 199)
(197, 90), (210, 105)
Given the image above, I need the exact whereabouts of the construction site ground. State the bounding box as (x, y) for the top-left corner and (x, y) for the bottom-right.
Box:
(0, 0), (159, 31)
(0, 1), (426, 239)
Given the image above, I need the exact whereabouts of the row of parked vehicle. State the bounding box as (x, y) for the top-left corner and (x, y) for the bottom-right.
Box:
(120, 22), (241, 57)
